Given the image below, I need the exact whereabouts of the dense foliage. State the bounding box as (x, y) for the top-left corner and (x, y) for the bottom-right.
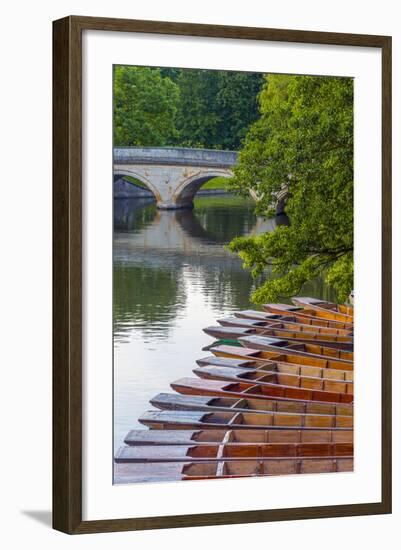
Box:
(113, 66), (179, 146)
(175, 70), (264, 150)
(228, 74), (354, 303)
(113, 66), (264, 150)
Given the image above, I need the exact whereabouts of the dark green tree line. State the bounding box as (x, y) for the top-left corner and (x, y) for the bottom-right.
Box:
(113, 65), (264, 150)
(113, 66), (179, 146)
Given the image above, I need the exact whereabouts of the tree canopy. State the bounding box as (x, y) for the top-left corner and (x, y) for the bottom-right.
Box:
(228, 74), (354, 303)
(175, 70), (264, 150)
(113, 66), (264, 150)
(113, 66), (179, 146)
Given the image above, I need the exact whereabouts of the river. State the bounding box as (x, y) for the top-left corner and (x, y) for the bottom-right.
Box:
(113, 194), (335, 451)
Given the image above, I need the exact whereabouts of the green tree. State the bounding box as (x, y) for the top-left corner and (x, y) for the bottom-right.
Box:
(176, 69), (264, 150)
(175, 70), (221, 148)
(113, 66), (179, 146)
(229, 74), (354, 303)
(214, 71), (265, 149)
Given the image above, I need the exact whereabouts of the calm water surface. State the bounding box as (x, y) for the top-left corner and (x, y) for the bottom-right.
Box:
(113, 195), (334, 450)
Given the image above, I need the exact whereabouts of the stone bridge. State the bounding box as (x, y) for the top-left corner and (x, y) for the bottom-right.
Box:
(114, 147), (239, 209)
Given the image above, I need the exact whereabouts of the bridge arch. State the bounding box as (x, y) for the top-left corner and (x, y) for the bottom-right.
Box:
(172, 169), (233, 208)
(113, 169), (162, 202)
(114, 147), (238, 210)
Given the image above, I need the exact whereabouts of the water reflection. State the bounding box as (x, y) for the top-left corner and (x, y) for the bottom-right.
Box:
(113, 196), (272, 345)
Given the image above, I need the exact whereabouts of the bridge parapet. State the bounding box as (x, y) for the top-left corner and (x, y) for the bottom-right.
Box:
(114, 147), (238, 168)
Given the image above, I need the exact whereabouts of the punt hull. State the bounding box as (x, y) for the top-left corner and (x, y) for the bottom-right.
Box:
(263, 304), (353, 330)
(171, 376), (354, 404)
(237, 335), (354, 363)
(292, 297), (354, 319)
(139, 409), (353, 430)
(196, 354), (354, 383)
(124, 428), (354, 446)
(150, 392), (353, 417)
(226, 314), (353, 337)
(193, 365), (354, 398)
(204, 325), (353, 350)
(211, 344), (354, 372)
(114, 457), (354, 483)
(235, 310), (354, 332)
(115, 442), (353, 463)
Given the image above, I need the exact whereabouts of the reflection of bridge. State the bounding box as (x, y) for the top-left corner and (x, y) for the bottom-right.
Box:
(113, 198), (275, 263)
(114, 147), (238, 210)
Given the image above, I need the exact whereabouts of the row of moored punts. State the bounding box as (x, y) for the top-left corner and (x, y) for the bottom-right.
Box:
(114, 297), (354, 483)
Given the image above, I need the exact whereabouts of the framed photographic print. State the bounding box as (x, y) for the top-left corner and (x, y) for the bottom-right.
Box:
(52, 16), (392, 534)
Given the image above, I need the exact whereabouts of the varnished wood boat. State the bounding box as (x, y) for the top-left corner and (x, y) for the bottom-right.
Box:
(220, 315), (353, 338)
(175, 371), (355, 409)
(236, 309), (353, 330)
(203, 325), (353, 350)
(115, 296), (355, 484)
(139, 408), (353, 430)
(196, 355), (354, 383)
(172, 375), (353, 404)
(124, 428), (354, 446)
(193, 365), (353, 397)
(181, 457), (353, 479)
(114, 456), (353, 483)
(115, 440), (353, 462)
(238, 335), (354, 362)
(292, 297), (354, 318)
(263, 303), (353, 329)
(150, 392), (353, 417)
(210, 344), (353, 371)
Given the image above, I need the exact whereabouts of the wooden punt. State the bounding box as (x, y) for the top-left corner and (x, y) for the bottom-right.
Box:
(150, 392), (353, 417)
(182, 457), (353, 479)
(292, 297), (354, 318)
(210, 344), (353, 371)
(196, 355), (354, 383)
(114, 457), (354, 483)
(115, 441), (353, 463)
(124, 428), (354, 446)
(139, 409), (353, 430)
(219, 315), (353, 338)
(172, 376), (354, 404)
(263, 304), (353, 329)
(238, 335), (354, 362)
(236, 309), (353, 331)
(193, 365), (353, 397)
(203, 325), (353, 350)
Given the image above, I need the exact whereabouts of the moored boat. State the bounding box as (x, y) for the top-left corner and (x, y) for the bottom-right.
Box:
(115, 440), (353, 463)
(171, 375), (354, 404)
(235, 309), (353, 331)
(139, 408), (353, 430)
(210, 344), (353, 371)
(196, 355), (354, 383)
(263, 303), (353, 329)
(150, 392), (353, 417)
(220, 315), (353, 337)
(124, 428), (354, 446)
(238, 335), (354, 362)
(182, 457), (353, 479)
(114, 456), (354, 483)
(292, 297), (354, 317)
(193, 365), (353, 397)
(204, 325), (353, 350)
